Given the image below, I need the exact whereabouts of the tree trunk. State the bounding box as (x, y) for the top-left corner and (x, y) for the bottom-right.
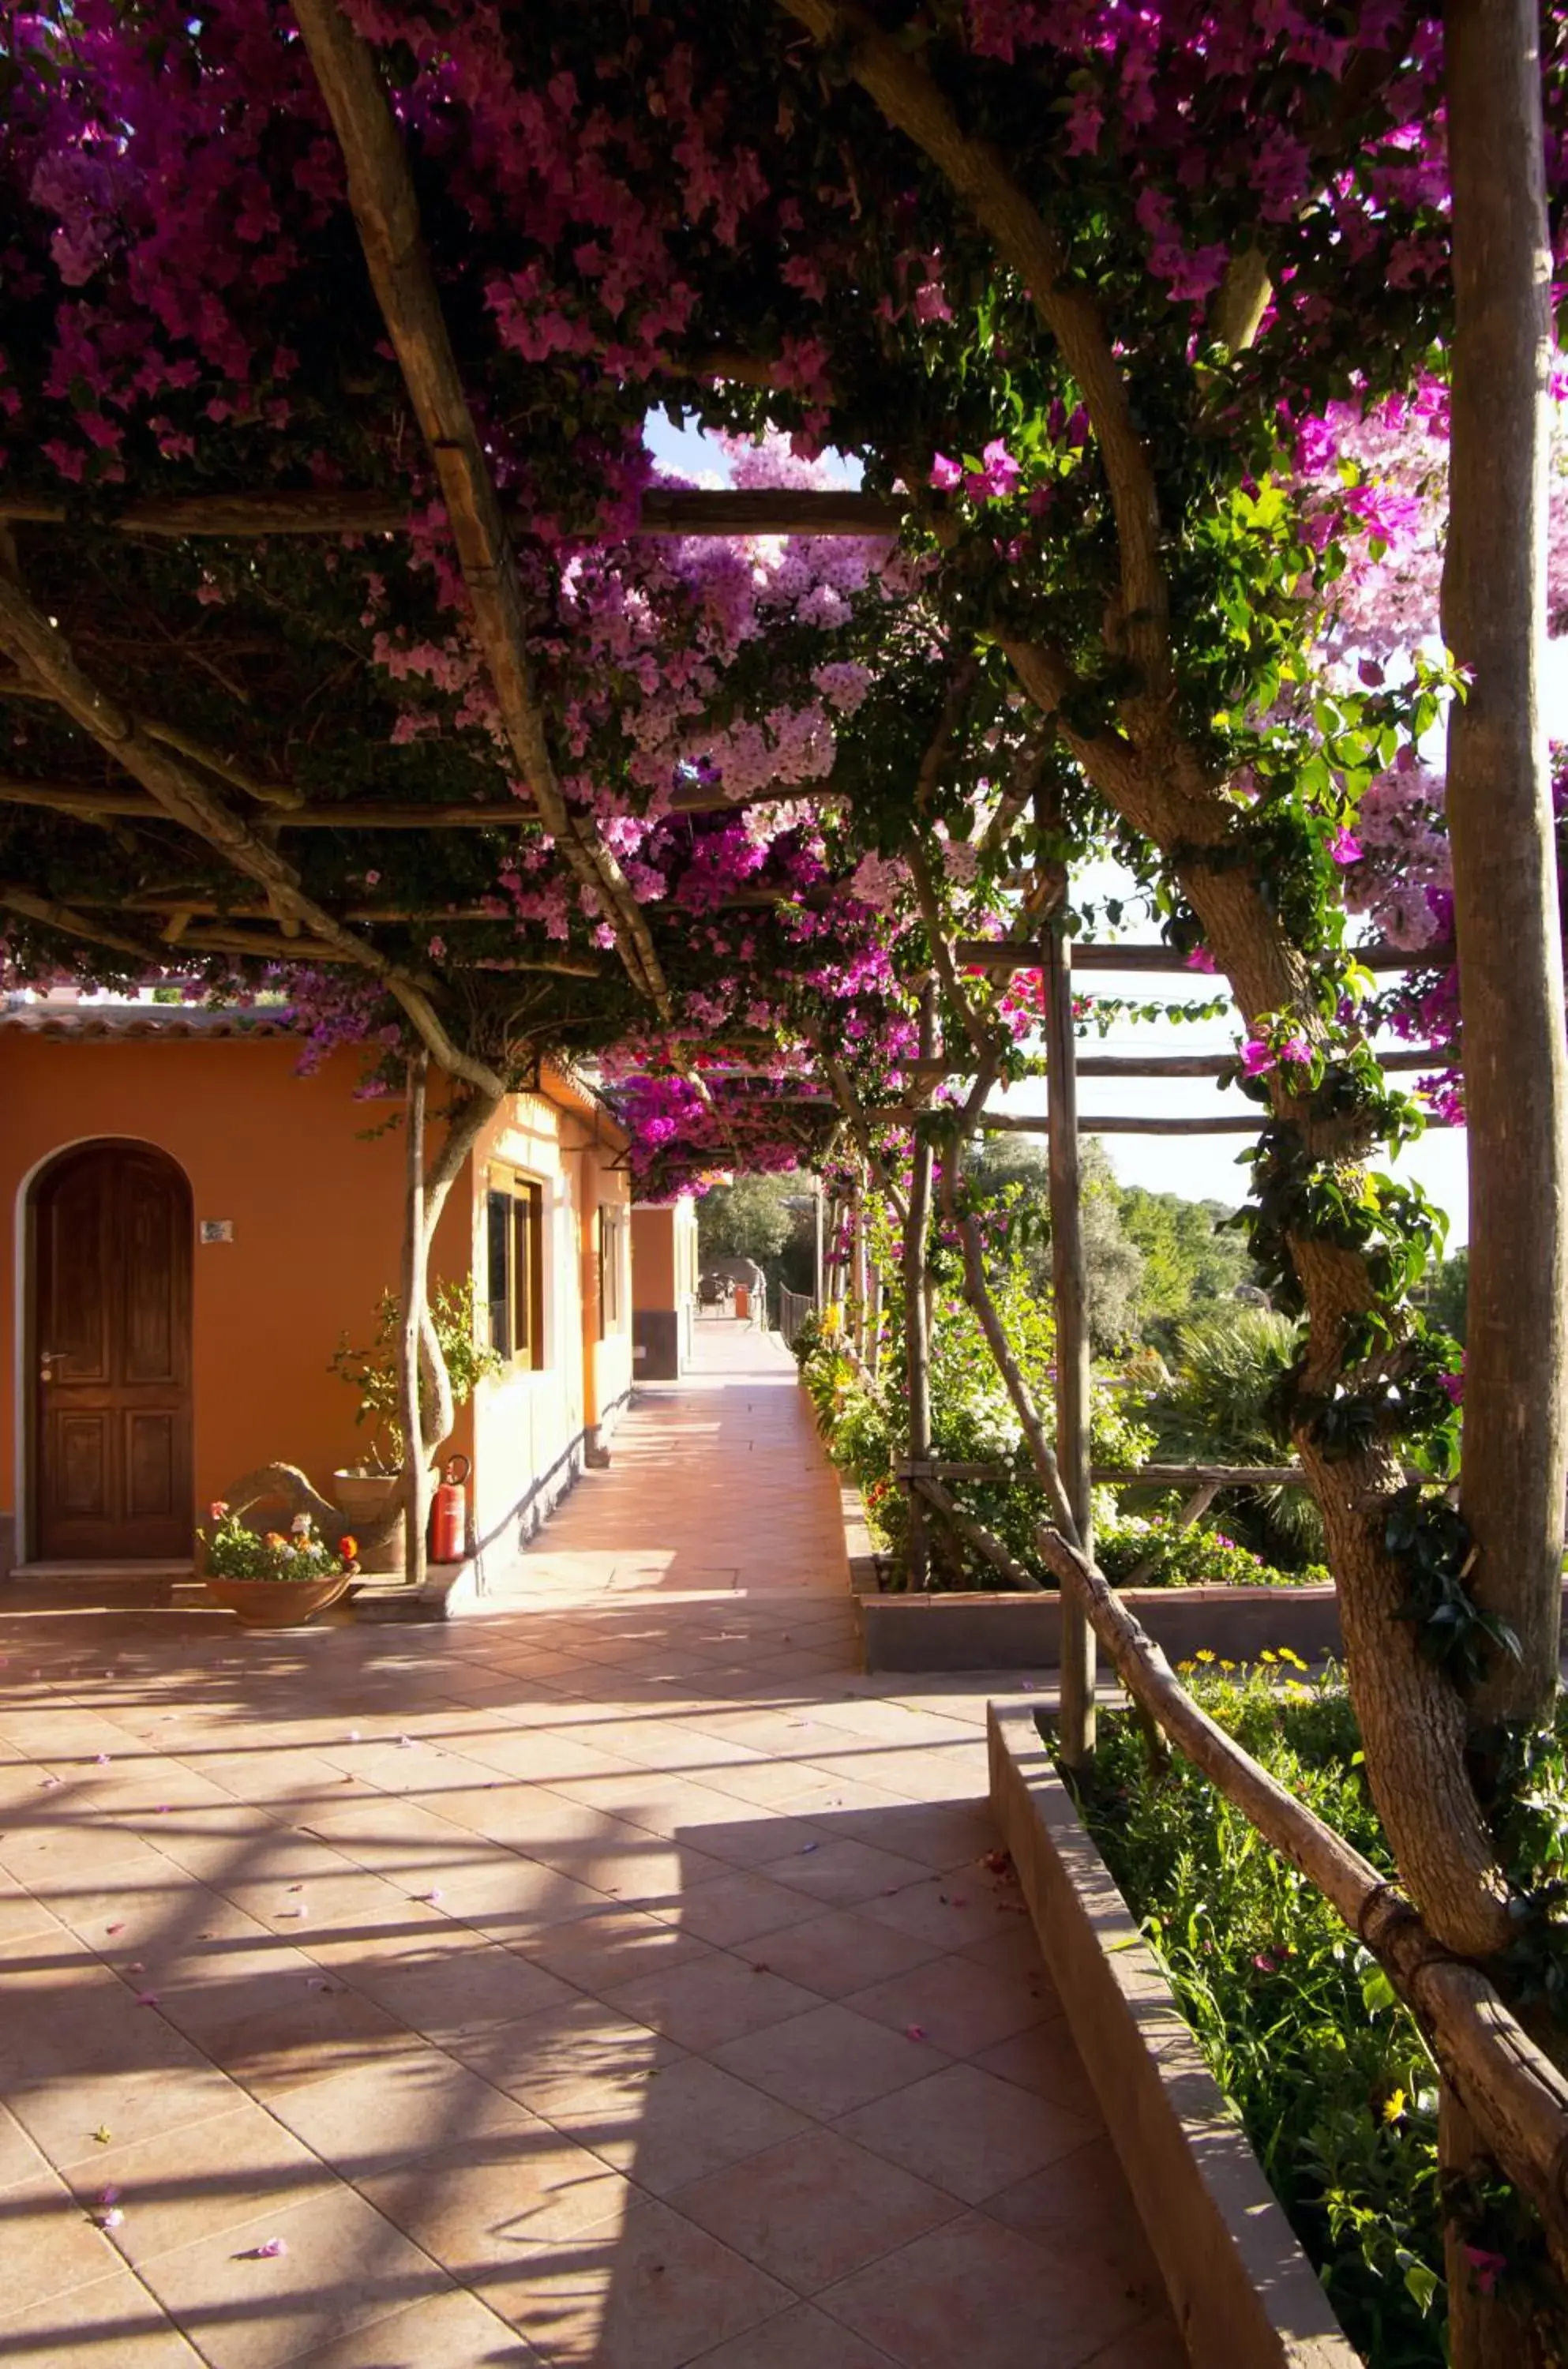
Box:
(905, 986), (937, 1589)
(1441, 2085), (1550, 2368)
(399, 1051), (430, 1593)
(1009, 648), (1517, 1957)
(1443, 0), (1568, 1726)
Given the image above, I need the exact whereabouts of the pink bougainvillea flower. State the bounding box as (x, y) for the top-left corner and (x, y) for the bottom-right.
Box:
(1439, 1367), (1465, 1406)
(99, 2206), (125, 2230)
(1185, 946), (1217, 973)
(99, 2184), (122, 2206)
(978, 437), (1021, 497)
(1240, 1039), (1275, 1076)
(1463, 2245), (1508, 2296)
(133, 1992), (159, 2007)
(928, 452), (963, 490)
(905, 2024), (928, 2040)
(1252, 1952), (1279, 1973)
(1279, 1038), (1312, 1065)
(1329, 828), (1364, 865)
(249, 2237), (289, 2259)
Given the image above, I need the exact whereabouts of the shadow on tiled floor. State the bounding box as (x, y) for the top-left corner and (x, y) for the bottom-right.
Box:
(0, 1327), (1184, 2365)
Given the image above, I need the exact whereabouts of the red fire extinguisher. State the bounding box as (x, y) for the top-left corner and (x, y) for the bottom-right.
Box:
(428, 1453), (471, 1564)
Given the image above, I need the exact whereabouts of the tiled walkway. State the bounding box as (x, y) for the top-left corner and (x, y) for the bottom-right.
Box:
(0, 1322), (1184, 2368)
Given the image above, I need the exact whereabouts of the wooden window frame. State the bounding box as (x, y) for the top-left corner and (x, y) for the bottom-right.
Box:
(486, 1173), (546, 1369)
(598, 1203), (625, 1336)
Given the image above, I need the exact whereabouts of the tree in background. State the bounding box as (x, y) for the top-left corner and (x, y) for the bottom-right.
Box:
(696, 1173), (816, 1301)
(973, 1136), (1143, 1350)
(1115, 1183), (1260, 1352)
(1135, 1308), (1326, 1571)
(1419, 1249), (1470, 1348)
(973, 1136), (1260, 1354)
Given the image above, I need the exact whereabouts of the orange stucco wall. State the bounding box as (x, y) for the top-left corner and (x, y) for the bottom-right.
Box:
(631, 1206), (677, 1308)
(0, 1033), (630, 1564)
(459, 1086), (632, 1549)
(630, 1196), (699, 1309)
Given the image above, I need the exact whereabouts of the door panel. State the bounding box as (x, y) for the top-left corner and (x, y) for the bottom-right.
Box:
(33, 1146), (193, 1560)
(123, 1173), (177, 1381)
(125, 1413), (176, 1518)
(47, 1162), (111, 1384)
(55, 1415), (109, 1517)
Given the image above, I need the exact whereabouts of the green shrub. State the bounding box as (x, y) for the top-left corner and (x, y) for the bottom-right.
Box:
(1134, 1306), (1326, 1568)
(1075, 1663), (1444, 2367)
(1094, 1504), (1329, 1590)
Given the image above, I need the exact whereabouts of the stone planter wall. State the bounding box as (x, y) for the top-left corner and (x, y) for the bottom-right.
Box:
(858, 1579), (1343, 1673)
(988, 1703), (1360, 2369)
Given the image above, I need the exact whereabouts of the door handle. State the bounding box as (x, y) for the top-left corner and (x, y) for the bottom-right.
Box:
(38, 1350), (68, 1383)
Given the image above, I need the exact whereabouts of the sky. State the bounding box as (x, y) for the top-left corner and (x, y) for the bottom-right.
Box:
(643, 412), (1568, 1249)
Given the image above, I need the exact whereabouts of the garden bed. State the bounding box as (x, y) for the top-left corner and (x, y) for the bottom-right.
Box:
(858, 1576), (1343, 1672)
(988, 1699), (1363, 2369)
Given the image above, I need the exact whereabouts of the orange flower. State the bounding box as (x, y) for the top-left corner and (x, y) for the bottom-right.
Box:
(263, 1531), (287, 1549)
(337, 1535), (358, 1560)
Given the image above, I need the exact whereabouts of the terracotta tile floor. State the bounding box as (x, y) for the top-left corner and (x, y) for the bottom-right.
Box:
(0, 1321), (1184, 2366)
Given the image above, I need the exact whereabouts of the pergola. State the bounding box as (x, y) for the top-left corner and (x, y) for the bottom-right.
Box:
(6, 4), (1568, 2311)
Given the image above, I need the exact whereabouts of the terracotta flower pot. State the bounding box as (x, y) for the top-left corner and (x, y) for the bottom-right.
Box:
(203, 1573), (352, 1628)
(331, 1471), (405, 1575)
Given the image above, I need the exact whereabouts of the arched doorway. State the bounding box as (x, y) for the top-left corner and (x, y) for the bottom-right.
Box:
(28, 1141), (193, 1562)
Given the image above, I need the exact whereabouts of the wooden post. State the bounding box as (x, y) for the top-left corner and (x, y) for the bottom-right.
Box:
(867, 1254), (883, 1384)
(905, 986), (937, 1590)
(1043, 895), (1096, 1763)
(813, 1181), (824, 1309)
(1443, 0), (1568, 1727)
(850, 1181), (868, 1361)
(399, 1052), (430, 1594)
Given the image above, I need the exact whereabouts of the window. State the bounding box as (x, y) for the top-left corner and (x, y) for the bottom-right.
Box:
(598, 1205), (625, 1335)
(486, 1177), (545, 1366)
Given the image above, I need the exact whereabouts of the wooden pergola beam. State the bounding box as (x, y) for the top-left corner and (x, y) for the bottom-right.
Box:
(0, 486), (905, 542)
(907, 1046), (1452, 1080)
(0, 578), (505, 1093)
(957, 937), (1458, 976)
(866, 1107), (1460, 1135)
(0, 776), (846, 828)
(0, 881), (165, 966)
(979, 1111), (1458, 1136)
(292, 0), (672, 1021)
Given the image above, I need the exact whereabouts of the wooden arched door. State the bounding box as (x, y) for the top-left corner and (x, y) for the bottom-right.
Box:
(31, 1143), (193, 1561)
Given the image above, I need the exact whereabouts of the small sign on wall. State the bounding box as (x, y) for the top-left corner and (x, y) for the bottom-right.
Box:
(199, 1219), (234, 1245)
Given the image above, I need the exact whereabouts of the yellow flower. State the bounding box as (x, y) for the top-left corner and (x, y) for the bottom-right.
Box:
(1382, 2089), (1406, 2125)
(1259, 1650), (1277, 1665)
(1219, 1660), (1236, 1673)
(1195, 1649), (1215, 1664)
(1279, 1647), (1308, 1671)
(1176, 1659), (1195, 1676)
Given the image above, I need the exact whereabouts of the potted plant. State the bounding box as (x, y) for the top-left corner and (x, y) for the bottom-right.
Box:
(328, 1279), (501, 1572)
(200, 1505), (358, 1628)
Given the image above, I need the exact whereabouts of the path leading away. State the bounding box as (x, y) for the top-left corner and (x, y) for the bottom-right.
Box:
(0, 1320), (1184, 2368)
